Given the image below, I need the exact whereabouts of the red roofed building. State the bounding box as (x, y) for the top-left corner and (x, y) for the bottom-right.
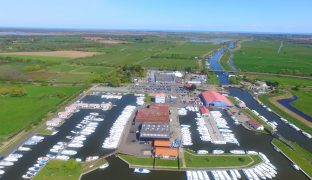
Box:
(247, 119), (264, 131)
(135, 103), (169, 123)
(200, 106), (210, 116)
(199, 90), (233, 108)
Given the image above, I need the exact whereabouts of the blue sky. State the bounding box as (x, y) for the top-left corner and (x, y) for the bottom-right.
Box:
(0, 0), (311, 33)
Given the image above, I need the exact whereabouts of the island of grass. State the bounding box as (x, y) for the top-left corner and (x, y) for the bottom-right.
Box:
(242, 108), (274, 133)
(184, 150), (262, 169)
(219, 50), (233, 71)
(33, 159), (108, 180)
(258, 93), (312, 135)
(272, 138), (312, 178)
(0, 84), (82, 151)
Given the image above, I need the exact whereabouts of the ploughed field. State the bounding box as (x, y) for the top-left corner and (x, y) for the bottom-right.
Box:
(234, 40), (312, 75)
(0, 84), (81, 144)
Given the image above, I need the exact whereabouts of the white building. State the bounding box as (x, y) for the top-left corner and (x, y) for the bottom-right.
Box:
(155, 93), (166, 103)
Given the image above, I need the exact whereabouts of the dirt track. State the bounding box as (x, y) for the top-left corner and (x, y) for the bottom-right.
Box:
(0, 50), (98, 59)
(270, 93), (312, 128)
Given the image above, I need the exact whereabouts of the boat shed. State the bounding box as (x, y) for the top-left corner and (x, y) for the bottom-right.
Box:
(154, 147), (178, 159)
(199, 90), (233, 108)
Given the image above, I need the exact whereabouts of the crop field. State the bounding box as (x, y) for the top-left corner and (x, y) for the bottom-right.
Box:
(234, 40), (312, 75)
(0, 84), (81, 143)
(0, 50), (98, 59)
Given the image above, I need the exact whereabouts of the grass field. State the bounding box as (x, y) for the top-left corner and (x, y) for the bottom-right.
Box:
(272, 138), (312, 178)
(245, 74), (312, 87)
(219, 50), (233, 71)
(234, 40), (312, 75)
(155, 158), (179, 168)
(259, 94), (312, 134)
(290, 90), (312, 117)
(184, 151), (262, 169)
(0, 84), (81, 143)
(0, 54), (70, 62)
(33, 160), (82, 180)
(117, 154), (153, 167)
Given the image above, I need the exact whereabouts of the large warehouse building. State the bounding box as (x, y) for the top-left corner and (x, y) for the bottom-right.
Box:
(135, 103), (169, 124)
(199, 90), (233, 108)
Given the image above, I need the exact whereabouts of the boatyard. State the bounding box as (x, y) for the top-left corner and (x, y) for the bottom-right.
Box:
(0, 42), (311, 180)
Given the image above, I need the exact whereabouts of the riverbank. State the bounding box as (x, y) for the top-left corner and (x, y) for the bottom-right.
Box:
(258, 93), (312, 135)
(271, 138), (312, 179)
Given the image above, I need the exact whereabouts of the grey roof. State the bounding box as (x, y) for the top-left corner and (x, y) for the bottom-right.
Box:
(154, 72), (175, 82)
(140, 123), (170, 139)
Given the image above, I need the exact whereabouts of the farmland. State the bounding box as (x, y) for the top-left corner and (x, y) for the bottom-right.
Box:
(290, 90), (312, 117)
(245, 74), (312, 87)
(234, 40), (312, 75)
(0, 84), (81, 144)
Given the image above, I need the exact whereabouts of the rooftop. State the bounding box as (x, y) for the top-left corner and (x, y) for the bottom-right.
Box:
(200, 90), (233, 106)
(154, 147), (178, 157)
(154, 140), (170, 147)
(140, 122), (170, 139)
(135, 103), (169, 123)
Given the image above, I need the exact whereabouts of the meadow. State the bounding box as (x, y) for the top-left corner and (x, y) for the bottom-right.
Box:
(0, 84), (81, 143)
(245, 74), (312, 87)
(234, 40), (312, 75)
(291, 90), (312, 117)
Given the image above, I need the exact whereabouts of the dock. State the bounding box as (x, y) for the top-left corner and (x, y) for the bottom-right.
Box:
(203, 116), (225, 143)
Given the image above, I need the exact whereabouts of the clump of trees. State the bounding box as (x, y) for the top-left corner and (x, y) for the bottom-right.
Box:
(92, 65), (146, 87)
(0, 86), (27, 97)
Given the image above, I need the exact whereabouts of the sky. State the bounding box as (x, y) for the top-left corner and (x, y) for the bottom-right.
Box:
(0, 0), (311, 33)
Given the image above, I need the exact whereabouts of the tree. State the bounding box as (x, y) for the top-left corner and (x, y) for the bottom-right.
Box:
(190, 84), (197, 91)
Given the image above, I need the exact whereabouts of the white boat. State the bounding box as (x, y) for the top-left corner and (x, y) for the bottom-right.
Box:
(197, 171), (204, 180)
(56, 155), (70, 160)
(233, 169), (241, 179)
(292, 163), (300, 170)
(186, 171), (193, 180)
(242, 169), (253, 180)
(18, 146), (31, 151)
(197, 150), (209, 154)
(289, 123), (300, 131)
(68, 143), (83, 148)
(9, 153), (23, 159)
(4, 157), (18, 162)
(212, 150), (224, 154)
(192, 171), (199, 180)
(230, 150), (245, 154)
(22, 174), (33, 179)
(61, 150), (77, 156)
(0, 166), (4, 169)
(229, 170), (238, 180)
(0, 170), (5, 175)
(134, 168), (150, 174)
(211, 171), (219, 180)
(202, 171), (209, 180)
(0, 161), (14, 166)
(302, 132), (312, 139)
(99, 162), (109, 169)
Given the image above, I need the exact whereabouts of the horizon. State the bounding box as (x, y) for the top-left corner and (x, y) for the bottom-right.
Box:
(0, 0), (312, 34)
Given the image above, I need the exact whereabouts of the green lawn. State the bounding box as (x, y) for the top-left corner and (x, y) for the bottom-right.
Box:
(258, 94), (312, 135)
(208, 73), (220, 85)
(155, 158), (179, 168)
(290, 90), (312, 117)
(184, 151), (262, 169)
(117, 154), (153, 167)
(33, 160), (82, 180)
(234, 40), (312, 75)
(272, 138), (312, 178)
(0, 84), (81, 143)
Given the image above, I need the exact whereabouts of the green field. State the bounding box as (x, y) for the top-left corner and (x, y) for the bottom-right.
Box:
(0, 54), (69, 62)
(184, 151), (262, 169)
(272, 138), (312, 178)
(259, 94), (312, 135)
(234, 40), (312, 75)
(117, 154), (153, 167)
(219, 50), (233, 71)
(290, 90), (312, 117)
(0, 84), (81, 143)
(155, 158), (179, 168)
(245, 74), (312, 87)
(33, 160), (82, 180)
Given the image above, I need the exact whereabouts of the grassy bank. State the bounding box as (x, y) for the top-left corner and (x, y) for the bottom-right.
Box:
(0, 84), (81, 144)
(184, 151), (262, 169)
(290, 90), (312, 117)
(208, 73), (220, 85)
(272, 138), (312, 178)
(242, 108), (273, 132)
(258, 94), (312, 135)
(33, 160), (82, 180)
(245, 74), (312, 87)
(219, 50), (232, 71)
(155, 158), (179, 168)
(117, 154), (153, 167)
